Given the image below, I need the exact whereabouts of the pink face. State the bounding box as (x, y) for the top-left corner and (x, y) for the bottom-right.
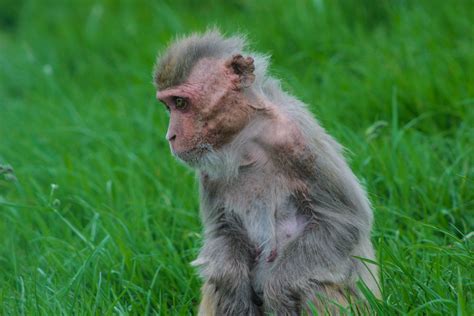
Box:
(156, 58), (252, 165)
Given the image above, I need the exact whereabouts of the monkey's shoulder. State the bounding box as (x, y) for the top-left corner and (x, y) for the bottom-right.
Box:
(258, 119), (317, 180)
(259, 114), (304, 150)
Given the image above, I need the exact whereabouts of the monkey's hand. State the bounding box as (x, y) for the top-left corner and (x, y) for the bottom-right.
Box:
(193, 235), (260, 315)
(262, 273), (300, 316)
(211, 267), (260, 316)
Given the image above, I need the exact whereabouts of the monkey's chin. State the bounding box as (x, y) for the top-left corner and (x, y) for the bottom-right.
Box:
(172, 144), (214, 169)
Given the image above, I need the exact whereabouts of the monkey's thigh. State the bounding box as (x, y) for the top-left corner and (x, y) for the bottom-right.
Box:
(197, 281), (217, 316)
(303, 283), (369, 316)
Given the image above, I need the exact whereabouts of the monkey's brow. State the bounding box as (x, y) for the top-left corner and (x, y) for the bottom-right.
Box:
(156, 84), (200, 100)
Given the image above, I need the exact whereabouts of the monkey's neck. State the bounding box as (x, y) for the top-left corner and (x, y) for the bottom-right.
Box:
(199, 114), (274, 182)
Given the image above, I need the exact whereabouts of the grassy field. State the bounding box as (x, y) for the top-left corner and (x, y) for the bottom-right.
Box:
(0, 0), (473, 314)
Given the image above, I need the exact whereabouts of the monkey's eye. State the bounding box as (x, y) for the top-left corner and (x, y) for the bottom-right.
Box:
(173, 96), (188, 110)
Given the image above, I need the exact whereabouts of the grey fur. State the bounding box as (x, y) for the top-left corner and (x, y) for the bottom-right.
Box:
(156, 30), (379, 315)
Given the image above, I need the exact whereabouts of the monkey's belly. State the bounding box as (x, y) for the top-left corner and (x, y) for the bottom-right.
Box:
(249, 214), (307, 294)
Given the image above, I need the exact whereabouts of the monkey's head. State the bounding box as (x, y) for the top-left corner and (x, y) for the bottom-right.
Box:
(154, 31), (258, 167)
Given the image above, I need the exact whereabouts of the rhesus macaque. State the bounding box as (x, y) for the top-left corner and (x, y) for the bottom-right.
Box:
(154, 30), (379, 315)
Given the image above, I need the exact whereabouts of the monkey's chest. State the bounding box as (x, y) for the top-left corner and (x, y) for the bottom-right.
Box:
(203, 171), (306, 257)
(223, 183), (303, 257)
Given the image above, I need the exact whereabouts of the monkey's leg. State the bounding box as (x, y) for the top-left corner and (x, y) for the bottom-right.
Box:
(198, 282), (217, 316)
(198, 279), (262, 316)
(264, 268), (375, 315)
(302, 283), (360, 316)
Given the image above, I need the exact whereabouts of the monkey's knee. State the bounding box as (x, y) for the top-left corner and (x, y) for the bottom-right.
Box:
(303, 283), (371, 316)
(198, 282), (217, 316)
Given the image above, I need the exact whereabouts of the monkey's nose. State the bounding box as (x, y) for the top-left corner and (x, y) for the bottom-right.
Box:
(167, 134), (177, 142)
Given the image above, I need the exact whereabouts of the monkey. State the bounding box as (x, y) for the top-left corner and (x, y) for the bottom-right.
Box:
(154, 30), (379, 315)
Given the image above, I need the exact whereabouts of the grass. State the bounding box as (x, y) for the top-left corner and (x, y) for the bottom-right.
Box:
(0, 0), (473, 314)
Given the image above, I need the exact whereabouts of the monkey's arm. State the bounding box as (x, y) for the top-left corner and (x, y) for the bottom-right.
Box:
(258, 113), (376, 313)
(193, 212), (260, 316)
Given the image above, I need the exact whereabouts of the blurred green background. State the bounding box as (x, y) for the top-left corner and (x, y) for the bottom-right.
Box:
(0, 0), (473, 314)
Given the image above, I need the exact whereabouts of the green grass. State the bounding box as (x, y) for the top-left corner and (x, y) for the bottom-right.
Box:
(0, 0), (473, 314)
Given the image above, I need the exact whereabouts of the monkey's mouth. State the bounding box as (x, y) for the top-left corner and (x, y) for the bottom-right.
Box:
(172, 144), (213, 167)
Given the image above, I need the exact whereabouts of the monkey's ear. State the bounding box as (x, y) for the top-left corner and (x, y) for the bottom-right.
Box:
(225, 54), (255, 89)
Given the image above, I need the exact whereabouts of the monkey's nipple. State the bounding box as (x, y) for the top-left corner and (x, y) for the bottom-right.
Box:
(266, 248), (278, 263)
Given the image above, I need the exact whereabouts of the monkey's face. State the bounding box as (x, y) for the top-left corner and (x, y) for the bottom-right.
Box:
(157, 57), (254, 167)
